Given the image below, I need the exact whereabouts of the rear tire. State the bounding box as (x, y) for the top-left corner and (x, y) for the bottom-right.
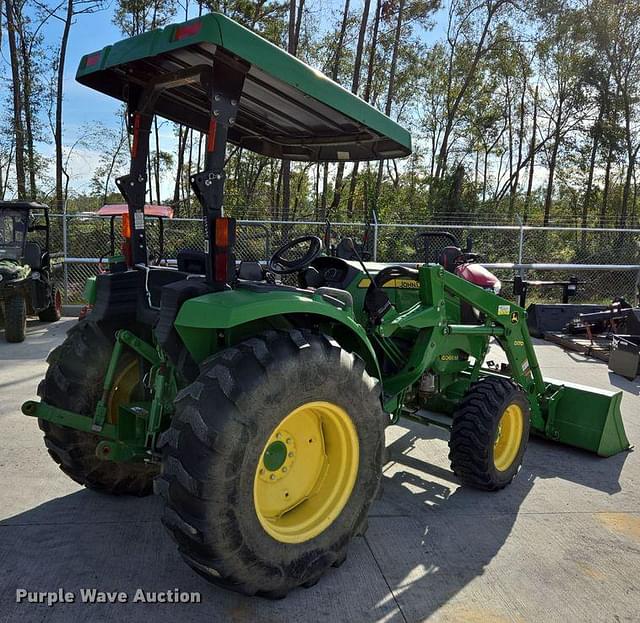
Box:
(449, 377), (530, 491)
(4, 295), (26, 342)
(156, 329), (385, 597)
(37, 320), (157, 495)
(38, 286), (62, 322)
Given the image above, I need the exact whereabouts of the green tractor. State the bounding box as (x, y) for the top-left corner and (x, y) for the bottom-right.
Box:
(23, 13), (630, 598)
(0, 202), (62, 342)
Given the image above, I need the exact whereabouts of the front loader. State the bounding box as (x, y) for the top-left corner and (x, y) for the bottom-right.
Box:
(22, 13), (629, 598)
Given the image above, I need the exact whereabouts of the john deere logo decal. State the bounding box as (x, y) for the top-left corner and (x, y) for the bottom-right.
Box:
(510, 311), (519, 324)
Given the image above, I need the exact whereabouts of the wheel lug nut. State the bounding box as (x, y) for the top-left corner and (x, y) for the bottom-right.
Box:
(270, 474), (276, 480)
(288, 452), (294, 458)
(286, 438), (292, 444)
(282, 466), (288, 473)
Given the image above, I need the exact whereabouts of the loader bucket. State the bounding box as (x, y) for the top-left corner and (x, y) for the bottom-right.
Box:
(537, 380), (631, 457)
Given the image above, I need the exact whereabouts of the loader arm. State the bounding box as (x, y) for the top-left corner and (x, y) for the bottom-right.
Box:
(377, 264), (630, 457)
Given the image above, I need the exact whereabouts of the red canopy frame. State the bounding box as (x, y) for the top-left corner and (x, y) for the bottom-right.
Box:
(98, 204), (174, 219)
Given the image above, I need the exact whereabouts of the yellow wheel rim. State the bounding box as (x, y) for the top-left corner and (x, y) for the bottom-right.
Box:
(253, 401), (359, 544)
(493, 403), (524, 472)
(106, 360), (140, 424)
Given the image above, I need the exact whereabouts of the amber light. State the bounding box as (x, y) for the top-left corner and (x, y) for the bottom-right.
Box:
(215, 218), (230, 246)
(122, 213), (132, 238)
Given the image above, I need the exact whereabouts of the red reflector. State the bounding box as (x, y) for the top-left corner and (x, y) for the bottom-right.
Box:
(131, 113), (140, 158)
(85, 52), (101, 68)
(215, 217), (230, 247)
(122, 213), (132, 238)
(206, 117), (217, 153)
(174, 21), (202, 41)
(215, 253), (228, 282)
(121, 240), (132, 267)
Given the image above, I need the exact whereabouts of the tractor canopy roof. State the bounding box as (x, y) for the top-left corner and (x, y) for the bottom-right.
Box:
(75, 12), (412, 162)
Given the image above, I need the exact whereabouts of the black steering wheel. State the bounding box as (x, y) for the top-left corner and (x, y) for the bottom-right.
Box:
(268, 235), (323, 275)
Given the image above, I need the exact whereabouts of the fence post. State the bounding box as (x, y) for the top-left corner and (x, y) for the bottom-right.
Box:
(516, 215), (526, 286)
(516, 215), (524, 265)
(62, 204), (69, 305)
(372, 210), (379, 261)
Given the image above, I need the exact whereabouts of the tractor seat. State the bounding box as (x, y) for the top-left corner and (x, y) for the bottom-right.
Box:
(24, 241), (42, 270)
(177, 248), (206, 275)
(438, 246), (463, 272)
(237, 261), (264, 281)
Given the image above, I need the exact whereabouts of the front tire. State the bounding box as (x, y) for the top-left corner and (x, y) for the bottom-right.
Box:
(156, 330), (385, 597)
(37, 321), (157, 495)
(4, 295), (26, 342)
(449, 377), (530, 491)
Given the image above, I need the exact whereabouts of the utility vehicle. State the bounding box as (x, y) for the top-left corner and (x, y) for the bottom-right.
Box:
(0, 202), (61, 342)
(23, 13), (630, 598)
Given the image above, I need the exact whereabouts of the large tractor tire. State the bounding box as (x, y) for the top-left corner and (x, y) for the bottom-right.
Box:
(37, 321), (157, 495)
(4, 295), (26, 343)
(156, 329), (385, 598)
(38, 286), (62, 322)
(449, 377), (530, 491)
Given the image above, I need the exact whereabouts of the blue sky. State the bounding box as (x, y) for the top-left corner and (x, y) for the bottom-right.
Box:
(50, 8), (123, 133)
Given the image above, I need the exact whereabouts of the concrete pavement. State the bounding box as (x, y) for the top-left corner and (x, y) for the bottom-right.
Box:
(0, 318), (638, 622)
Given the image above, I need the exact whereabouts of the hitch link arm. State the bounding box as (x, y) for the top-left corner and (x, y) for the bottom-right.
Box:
(91, 330), (160, 432)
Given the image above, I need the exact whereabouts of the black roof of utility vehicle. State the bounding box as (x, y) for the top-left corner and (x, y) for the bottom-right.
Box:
(0, 202), (49, 211)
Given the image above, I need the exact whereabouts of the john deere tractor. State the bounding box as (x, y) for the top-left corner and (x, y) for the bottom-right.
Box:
(23, 14), (630, 598)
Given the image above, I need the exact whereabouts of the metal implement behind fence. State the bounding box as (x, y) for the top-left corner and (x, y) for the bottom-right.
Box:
(44, 213), (640, 305)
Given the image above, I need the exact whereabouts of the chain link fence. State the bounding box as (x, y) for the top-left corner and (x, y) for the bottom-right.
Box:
(46, 213), (640, 305)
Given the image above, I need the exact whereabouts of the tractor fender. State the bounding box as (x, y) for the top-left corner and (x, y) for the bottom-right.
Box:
(174, 287), (381, 378)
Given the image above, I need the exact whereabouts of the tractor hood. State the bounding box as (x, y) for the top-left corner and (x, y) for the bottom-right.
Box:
(0, 259), (30, 282)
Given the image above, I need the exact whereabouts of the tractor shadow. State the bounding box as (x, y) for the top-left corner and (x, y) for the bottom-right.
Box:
(362, 422), (630, 621)
(0, 425), (629, 623)
(0, 317), (74, 362)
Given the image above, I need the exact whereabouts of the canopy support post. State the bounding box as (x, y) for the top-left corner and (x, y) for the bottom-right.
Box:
(115, 106), (152, 267)
(191, 61), (246, 288)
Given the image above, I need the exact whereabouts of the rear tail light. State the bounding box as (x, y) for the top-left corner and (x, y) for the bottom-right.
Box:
(173, 20), (202, 42)
(213, 217), (235, 283)
(84, 52), (101, 68)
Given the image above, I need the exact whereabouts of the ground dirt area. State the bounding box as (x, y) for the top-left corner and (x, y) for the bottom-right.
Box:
(0, 318), (638, 622)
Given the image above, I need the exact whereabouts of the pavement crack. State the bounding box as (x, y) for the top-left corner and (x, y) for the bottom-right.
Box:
(363, 534), (409, 623)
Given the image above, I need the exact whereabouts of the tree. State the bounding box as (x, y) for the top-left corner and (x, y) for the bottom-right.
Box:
(434, 0), (518, 181)
(5, 0), (27, 198)
(46, 0), (104, 211)
(586, 0), (640, 227)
